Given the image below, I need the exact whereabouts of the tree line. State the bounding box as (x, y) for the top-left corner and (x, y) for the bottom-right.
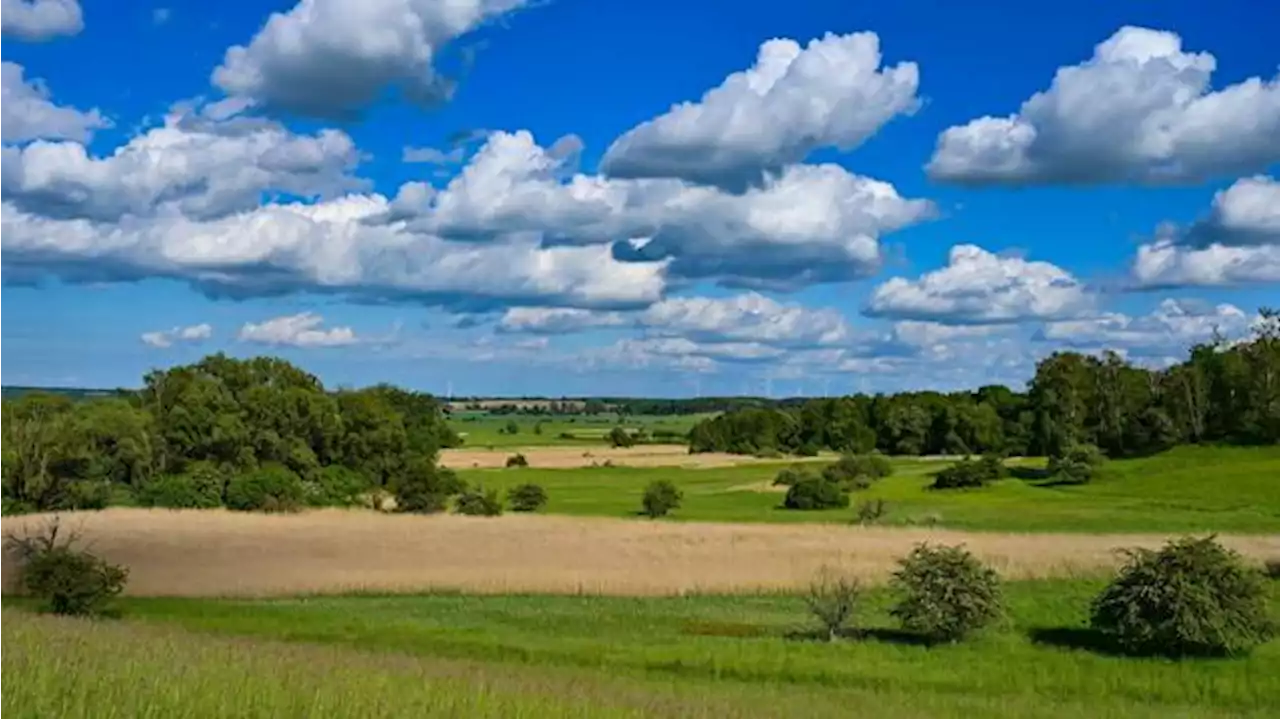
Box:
(2, 354), (460, 514)
(690, 309), (1279, 458)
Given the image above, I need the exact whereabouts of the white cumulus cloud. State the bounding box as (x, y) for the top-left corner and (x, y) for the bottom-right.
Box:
(212, 0), (529, 118)
(1, 61), (109, 143)
(1039, 299), (1252, 356)
(238, 312), (360, 347)
(928, 26), (1280, 185)
(140, 322), (213, 348)
(867, 245), (1095, 324)
(1, 0), (82, 41)
(601, 31), (920, 190)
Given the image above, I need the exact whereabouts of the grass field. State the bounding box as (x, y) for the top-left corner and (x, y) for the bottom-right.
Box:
(6, 578), (1279, 717)
(455, 445), (1280, 533)
(447, 413), (710, 448)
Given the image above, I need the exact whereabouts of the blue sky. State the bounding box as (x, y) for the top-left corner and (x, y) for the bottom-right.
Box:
(2, 0), (1277, 396)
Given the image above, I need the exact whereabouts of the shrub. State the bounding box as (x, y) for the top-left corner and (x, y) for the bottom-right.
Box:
(804, 567), (862, 642)
(854, 498), (889, 525)
(302, 465), (369, 508)
(1048, 443), (1105, 484)
(503, 420), (520, 435)
(608, 426), (636, 448)
(4, 518), (128, 616)
(821, 453), (892, 490)
(136, 471), (223, 509)
(508, 483), (548, 512)
(890, 543), (1003, 642)
(783, 477), (850, 511)
(393, 461), (466, 514)
(505, 453), (529, 468)
(558, 432), (576, 440)
(225, 464), (305, 512)
(1265, 558), (1280, 580)
(1090, 536), (1274, 656)
(930, 456), (1003, 490)
(641, 479), (682, 518)
(772, 465), (814, 487)
(455, 486), (503, 516)
(795, 442), (821, 457)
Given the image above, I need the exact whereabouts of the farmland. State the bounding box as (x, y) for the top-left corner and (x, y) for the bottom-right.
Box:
(445, 412), (711, 448)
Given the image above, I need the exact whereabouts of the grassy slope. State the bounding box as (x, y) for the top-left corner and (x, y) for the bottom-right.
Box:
(448, 414), (710, 448)
(458, 445), (1280, 533)
(7, 579), (1278, 717)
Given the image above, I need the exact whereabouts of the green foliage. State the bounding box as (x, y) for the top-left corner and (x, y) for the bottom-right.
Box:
(804, 567), (862, 641)
(1047, 443), (1105, 484)
(137, 465), (225, 509)
(1091, 536), (1275, 656)
(641, 479), (682, 518)
(783, 477), (849, 510)
(455, 486), (504, 516)
(1265, 558), (1280, 580)
(771, 465), (813, 487)
(854, 498), (889, 525)
(506, 453), (529, 468)
(821, 453), (893, 490)
(393, 460), (465, 514)
(890, 544), (1003, 642)
(608, 426), (636, 448)
(4, 518), (128, 616)
(931, 455), (1005, 490)
(225, 464), (305, 513)
(507, 483), (548, 512)
(302, 465), (369, 508)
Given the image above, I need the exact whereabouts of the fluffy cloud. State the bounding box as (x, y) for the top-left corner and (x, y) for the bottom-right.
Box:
(1, 0), (82, 41)
(928, 26), (1280, 185)
(140, 322), (213, 348)
(600, 32), (919, 190)
(212, 0), (528, 117)
(866, 245), (1095, 324)
(1039, 299), (1252, 356)
(2, 105), (363, 222)
(238, 312), (360, 347)
(1131, 176), (1280, 287)
(499, 292), (852, 348)
(397, 130), (933, 288)
(1, 61), (109, 143)
(1, 193), (668, 310)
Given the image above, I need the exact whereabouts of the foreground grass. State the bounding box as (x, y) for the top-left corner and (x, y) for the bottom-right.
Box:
(7, 578), (1278, 717)
(461, 445), (1280, 533)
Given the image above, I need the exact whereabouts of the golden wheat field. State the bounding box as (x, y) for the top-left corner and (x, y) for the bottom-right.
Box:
(438, 445), (834, 469)
(4, 508), (1278, 598)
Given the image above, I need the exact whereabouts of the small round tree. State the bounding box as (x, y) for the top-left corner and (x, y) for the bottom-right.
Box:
(225, 464), (305, 512)
(455, 486), (503, 516)
(394, 461), (466, 514)
(1048, 443), (1105, 484)
(890, 543), (1003, 642)
(5, 518), (128, 617)
(641, 479), (682, 518)
(508, 483), (548, 512)
(804, 566), (863, 642)
(1091, 536), (1274, 656)
(506, 453), (529, 468)
(609, 426), (636, 448)
(783, 477), (850, 510)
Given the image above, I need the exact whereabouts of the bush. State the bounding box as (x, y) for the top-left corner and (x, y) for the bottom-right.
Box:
(455, 486), (503, 516)
(508, 483), (548, 512)
(302, 465), (369, 508)
(505, 453), (529, 468)
(136, 470), (224, 509)
(930, 456), (1003, 490)
(795, 442), (821, 457)
(4, 518), (128, 616)
(641, 479), (682, 518)
(608, 426), (636, 448)
(1048, 443), (1105, 484)
(821, 453), (892, 490)
(225, 464), (305, 512)
(772, 465), (814, 487)
(1265, 558), (1280, 580)
(1091, 536), (1274, 656)
(804, 567), (862, 641)
(784, 477), (850, 510)
(890, 543), (1003, 642)
(393, 460), (465, 514)
(854, 498), (889, 525)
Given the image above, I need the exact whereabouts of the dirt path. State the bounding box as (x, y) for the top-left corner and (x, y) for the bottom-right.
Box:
(4, 509), (1276, 598)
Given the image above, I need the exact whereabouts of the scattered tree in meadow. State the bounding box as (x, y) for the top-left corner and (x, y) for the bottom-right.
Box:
(608, 426), (636, 448)
(890, 544), (1003, 643)
(506, 453), (529, 468)
(804, 567), (862, 642)
(821, 453), (893, 490)
(392, 461), (465, 514)
(4, 517), (128, 617)
(1047, 443), (1105, 484)
(1091, 536), (1274, 656)
(930, 454), (1006, 490)
(641, 479), (682, 518)
(455, 486), (504, 516)
(783, 477), (849, 510)
(507, 483), (548, 512)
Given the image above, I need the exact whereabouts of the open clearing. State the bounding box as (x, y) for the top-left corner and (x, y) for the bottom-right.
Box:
(4, 508), (1277, 597)
(440, 444), (834, 469)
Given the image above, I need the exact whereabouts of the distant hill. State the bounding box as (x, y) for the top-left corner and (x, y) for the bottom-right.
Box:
(1, 386), (132, 401)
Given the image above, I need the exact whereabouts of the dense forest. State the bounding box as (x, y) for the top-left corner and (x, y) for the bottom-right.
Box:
(690, 309), (1280, 458)
(1, 355), (460, 514)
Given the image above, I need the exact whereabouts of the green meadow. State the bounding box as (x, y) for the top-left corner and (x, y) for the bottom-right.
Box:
(447, 413), (709, 447)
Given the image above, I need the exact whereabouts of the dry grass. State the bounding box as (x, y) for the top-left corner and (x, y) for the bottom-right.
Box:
(4, 508), (1278, 598)
(440, 444), (828, 469)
